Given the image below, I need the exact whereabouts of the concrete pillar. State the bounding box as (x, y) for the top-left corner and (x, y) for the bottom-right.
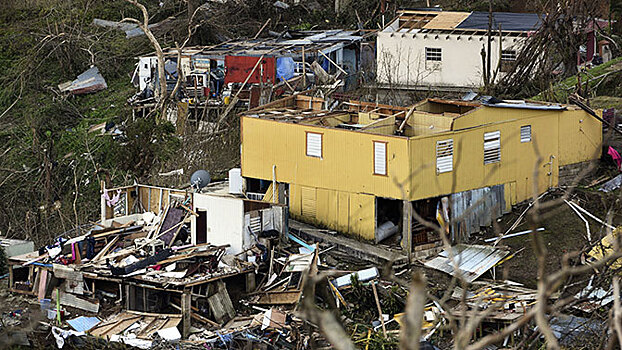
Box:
(181, 291), (191, 339)
(401, 200), (413, 260)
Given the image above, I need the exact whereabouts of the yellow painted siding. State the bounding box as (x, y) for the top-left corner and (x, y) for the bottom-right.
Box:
(288, 184), (375, 240)
(300, 186), (317, 218)
(242, 117), (412, 200)
(316, 188), (339, 230)
(408, 112), (454, 129)
(452, 107), (556, 130)
(557, 109), (602, 165)
(409, 113), (561, 203)
(337, 191), (350, 232)
(241, 106), (601, 240)
(349, 192), (375, 240)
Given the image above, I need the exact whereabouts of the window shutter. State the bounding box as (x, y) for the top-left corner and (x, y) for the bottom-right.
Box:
(436, 139), (453, 173)
(306, 132), (322, 158)
(520, 125), (531, 143)
(374, 142), (387, 175)
(484, 131), (501, 164)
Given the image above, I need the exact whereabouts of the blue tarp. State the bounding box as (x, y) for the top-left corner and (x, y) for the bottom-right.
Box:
(276, 57), (295, 81)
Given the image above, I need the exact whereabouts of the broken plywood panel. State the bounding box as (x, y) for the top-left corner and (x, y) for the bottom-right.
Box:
(90, 312), (181, 339)
(54, 290), (100, 313)
(53, 264), (85, 295)
(208, 281), (235, 323)
(255, 291), (302, 305)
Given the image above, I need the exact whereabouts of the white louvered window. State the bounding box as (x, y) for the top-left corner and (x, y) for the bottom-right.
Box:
(501, 50), (517, 61)
(520, 125), (531, 143)
(373, 141), (387, 175)
(425, 47), (442, 61)
(484, 131), (501, 164)
(436, 139), (453, 174)
(306, 132), (322, 158)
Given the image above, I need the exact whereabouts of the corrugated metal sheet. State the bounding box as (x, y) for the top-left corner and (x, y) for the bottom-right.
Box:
(450, 184), (506, 241)
(424, 244), (510, 283)
(58, 66), (107, 95)
(224, 56), (276, 84)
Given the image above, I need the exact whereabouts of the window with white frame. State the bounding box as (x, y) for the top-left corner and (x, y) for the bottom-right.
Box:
(425, 47), (442, 61)
(373, 141), (387, 175)
(436, 139), (453, 173)
(484, 131), (501, 164)
(520, 125), (532, 143)
(306, 132), (322, 158)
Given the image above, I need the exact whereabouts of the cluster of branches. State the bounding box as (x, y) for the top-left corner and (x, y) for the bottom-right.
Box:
(298, 128), (622, 349)
(492, 0), (611, 98)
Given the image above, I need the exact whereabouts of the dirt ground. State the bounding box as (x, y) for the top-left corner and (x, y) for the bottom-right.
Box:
(474, 161), (622, 290)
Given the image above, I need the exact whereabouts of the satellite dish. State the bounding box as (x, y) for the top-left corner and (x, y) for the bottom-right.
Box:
(190, 170), (211, 191)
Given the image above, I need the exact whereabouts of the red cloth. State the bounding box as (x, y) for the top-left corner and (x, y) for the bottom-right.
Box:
(608, 146), (622, 171)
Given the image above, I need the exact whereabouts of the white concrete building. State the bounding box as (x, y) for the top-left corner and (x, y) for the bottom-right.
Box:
(376, 10), (544, 90)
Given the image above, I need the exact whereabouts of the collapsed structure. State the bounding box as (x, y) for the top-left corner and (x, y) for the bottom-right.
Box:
(130, 30), (366, 125)
(240, 93), (602, 256)
(8, 181), (287, 340)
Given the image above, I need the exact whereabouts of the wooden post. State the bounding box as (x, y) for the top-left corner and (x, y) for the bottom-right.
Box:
(8, 265), (14, 291)
(181, 290), (191, 338)
(371, 281), (386, 336)
(302, 46), (306, 87)
(246, 272), (256, 293)
(125, 285), (131, 310)
(401, 200), (413, 261)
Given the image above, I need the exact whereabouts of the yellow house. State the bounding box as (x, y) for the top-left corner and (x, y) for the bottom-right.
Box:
(240, 94), (601, 254)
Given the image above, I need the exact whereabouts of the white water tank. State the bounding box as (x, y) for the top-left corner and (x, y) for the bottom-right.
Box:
(229, 168), (243, 194)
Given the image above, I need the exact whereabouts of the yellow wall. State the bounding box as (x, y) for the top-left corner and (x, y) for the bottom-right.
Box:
(241, 106), (601, 240)
(408, 116), (560, 203)
(557, 109), (602, 166)
(242, 117), (412, 200)
(288, 184), (376, 240)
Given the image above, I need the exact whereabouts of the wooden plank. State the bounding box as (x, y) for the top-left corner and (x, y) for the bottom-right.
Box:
(90, 236), (119, 263)
(207, 281), (235, 324)
(138, 316), (172, 338)
(255, 291), (302, 305)
(97, 317), (141, 338)
(55, 291), (100, 313)
(37, 269), (48, 300)
(181, 292), (191, 339)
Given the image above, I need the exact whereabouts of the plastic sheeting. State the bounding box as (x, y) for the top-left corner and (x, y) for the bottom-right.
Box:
(276, 57), (295, 81)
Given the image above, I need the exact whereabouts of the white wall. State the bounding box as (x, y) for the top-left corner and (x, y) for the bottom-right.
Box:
(376, 32), (526, 88)
(192, 194), (247, 254)
(138, 57), (157, 91)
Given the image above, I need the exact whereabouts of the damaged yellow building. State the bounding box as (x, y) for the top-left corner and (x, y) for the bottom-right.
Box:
(240, 94), (601, 254)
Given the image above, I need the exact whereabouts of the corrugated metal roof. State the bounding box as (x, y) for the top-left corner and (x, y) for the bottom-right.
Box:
(58, 66), (107, 95)
(482, 101), (566, 110)
(456, 12), (544, 32)
(424, 244), (510, 283)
